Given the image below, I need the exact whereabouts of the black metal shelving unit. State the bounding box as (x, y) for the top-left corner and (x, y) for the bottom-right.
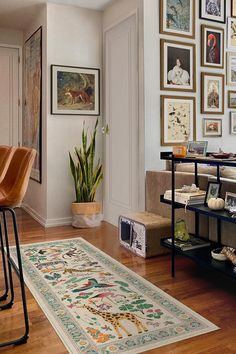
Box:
(160, 151), (236, 279)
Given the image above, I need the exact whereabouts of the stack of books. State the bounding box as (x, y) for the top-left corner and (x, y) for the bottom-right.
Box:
(164, 189), (206, 205)
(164, 236), (210, 251)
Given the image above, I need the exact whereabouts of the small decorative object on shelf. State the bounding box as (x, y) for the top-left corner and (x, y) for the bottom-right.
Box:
(172, 145), (187, 158)
(174, 219), (189, 241)
(211, 248), (227, 261)
(222, 247), (236, 265)
(208, 198), (225, 211)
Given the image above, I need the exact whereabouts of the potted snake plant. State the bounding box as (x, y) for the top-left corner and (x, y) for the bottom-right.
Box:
(69, 118), (103, 228)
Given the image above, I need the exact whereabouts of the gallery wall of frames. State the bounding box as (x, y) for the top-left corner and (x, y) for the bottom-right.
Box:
(159, 0), (236, 147)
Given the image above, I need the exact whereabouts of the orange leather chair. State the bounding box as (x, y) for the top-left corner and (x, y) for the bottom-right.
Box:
(0, 145), (15, 183)
(0, 147), (36, 348)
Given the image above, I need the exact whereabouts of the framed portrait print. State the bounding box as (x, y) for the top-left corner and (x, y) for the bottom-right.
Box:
(228, 91), (236, 108)
(227, 53), (236, 86)
(200, 0), (226, 23)
(161, 96), (196, 146)
(51, 65), (100, 115)
(230, 112), (236, 134)
(159, 0), (195, 38)
(201, 73), (224, 115)
(201, 25), (224, 68)
(160, 39), (196, 92)
(225, 192), (236, 210)
(232, 0), (236, 17)
(228, 18), (236, 50)
(23, 26), (42, 183)
(204, 181), (221, 205)
(203, 118), (222, 137)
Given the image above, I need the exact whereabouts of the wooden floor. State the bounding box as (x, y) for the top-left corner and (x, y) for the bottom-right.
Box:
(0, 209), (236, 354)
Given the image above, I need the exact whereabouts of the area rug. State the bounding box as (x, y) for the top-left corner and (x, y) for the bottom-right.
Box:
(10, 238), (218, 353)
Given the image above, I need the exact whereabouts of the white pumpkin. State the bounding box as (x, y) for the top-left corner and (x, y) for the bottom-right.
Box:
(208, 198), (225, 210)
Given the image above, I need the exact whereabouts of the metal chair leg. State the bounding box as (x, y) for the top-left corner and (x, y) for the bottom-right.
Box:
(0, 217), (9, 301)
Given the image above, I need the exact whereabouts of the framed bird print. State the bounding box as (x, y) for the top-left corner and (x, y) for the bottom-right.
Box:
(201, 25), (224, 69)
(200, 0), (226, 23)
(160, 0), (195, 38)
(201, 73), (224, 115)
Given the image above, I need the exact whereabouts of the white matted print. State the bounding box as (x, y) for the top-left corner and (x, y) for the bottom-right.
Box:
(200, 0), (226, 23)
(203, 118), (222, 137)
(228, 17), (236, 49)
(160, 39), (196, 92)
(201, 73), (224, 114)
(201, 25), (224, 68)
(161, 96), (196, 146)
(230, 112), (236, 134)
(227, 53), (236, 85)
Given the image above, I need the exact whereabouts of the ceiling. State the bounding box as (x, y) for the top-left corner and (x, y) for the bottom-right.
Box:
(0, 0), (114, 30)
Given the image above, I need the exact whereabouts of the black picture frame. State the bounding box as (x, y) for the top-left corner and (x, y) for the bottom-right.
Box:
(199, 0), (226, 24)
(204, 181), (222, 206)
(51, 65), (100, 116)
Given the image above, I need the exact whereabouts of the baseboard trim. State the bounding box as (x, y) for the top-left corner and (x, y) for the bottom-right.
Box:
(22, 203), (72, 228)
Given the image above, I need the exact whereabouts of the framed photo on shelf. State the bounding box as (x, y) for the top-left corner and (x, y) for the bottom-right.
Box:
(228, 91), (236, 108)
(187, 141), (208, 157)
(201, 73), (224, 114)
(200, 0), (226, 23)
(203, 118), (222, 137)
(160, 39), (196, 92)
(23, 26), (42, 183)
(51, 65), (100, 115)
(227, 53), (236, 86)
(232, 0), (236, 18)
(161, 96), (196, 146)
(225, 192), (236, 210)
(230, 112), (236, 134)
(205, 181), (222, 205)
(159, 0), (195, 38)
(201, 25), (224, 68)
(227, 17), (236, 50)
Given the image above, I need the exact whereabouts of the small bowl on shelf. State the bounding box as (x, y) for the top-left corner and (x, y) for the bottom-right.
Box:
(211, 248), (227, 261)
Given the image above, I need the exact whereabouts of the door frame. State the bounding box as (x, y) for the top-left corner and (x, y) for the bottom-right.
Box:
(103, 8), (145, 219)
(0, 43), (22, 146)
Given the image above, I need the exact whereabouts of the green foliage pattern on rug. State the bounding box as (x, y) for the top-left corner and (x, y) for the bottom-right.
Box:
(11, 238), (218, 354)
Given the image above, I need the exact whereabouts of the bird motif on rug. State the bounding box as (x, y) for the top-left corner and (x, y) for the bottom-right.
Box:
(72, 278), (115, 292)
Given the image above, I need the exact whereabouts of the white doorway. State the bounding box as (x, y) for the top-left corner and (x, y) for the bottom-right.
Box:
(104, 13), (141, 226)
(0, 45), (21, 146)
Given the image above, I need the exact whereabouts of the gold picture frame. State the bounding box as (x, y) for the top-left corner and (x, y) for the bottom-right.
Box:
(159, 0), (195, 39)
(160, 39), (196, 92)
(232, 0), (236, 18)
(228, 90), (236, 108)
(161, 95), (196, 146)
(203, 118), (222, 137)
(201, 73), (224, 115)
(201, 25), (224, 69)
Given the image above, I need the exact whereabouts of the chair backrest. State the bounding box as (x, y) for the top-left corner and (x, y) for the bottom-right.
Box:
(0, 145), (15, 183)
(0, 147), (36, 207)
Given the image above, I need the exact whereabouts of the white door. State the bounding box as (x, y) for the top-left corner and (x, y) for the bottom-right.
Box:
(104, 14), (140, 226)
(0, 46), (20, 146)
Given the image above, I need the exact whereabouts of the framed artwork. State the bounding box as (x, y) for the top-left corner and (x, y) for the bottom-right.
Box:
(230, 112), (236, 134)
(232, 0), (236, 18)
(201, 25), (224, 69)
(51, 65), (100, 115)
(187, 141), (208, 157)
(161, 95), (196, 146)
(23, 26), (42, 183)
(160, 39), (196, 92)
(227, 53), (236, 86)
(225, 192), (236, 210)
(159, 0), (195, 38)
(200, 0), (226, 23)
(227, 18), (236, 50)
(201, 73), (224, 115)
(228, 91), (236, 108)
(203, 118), (222, 137)
(204, 181), (221, 205)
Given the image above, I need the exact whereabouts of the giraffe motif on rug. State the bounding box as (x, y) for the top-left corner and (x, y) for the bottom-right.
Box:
(81, 304), (148, 339)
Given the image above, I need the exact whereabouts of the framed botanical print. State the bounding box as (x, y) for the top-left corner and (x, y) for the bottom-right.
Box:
(232, 0), (236, 18)
(201, 25), (224, 68)
(23, 26), (42, 183)
(200, 0), (226, 23)
(51, 65), (100, 115)
(230, 112), (236, 134)
(160, 39), (196, 92)
(201, 73), (224, 115)
(227, 18), (236, 50)
(159, 0), (195, 38)
(203, 118), (222, 137)
(227, 53), (236, 86)
(228, 91), (236, 108)
(161, 95), (196, 146)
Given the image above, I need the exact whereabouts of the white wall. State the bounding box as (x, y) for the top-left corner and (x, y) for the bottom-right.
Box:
(46, 3), (103, 226)
(0, 28), (23, 46)
(144, 0), (235, 171)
